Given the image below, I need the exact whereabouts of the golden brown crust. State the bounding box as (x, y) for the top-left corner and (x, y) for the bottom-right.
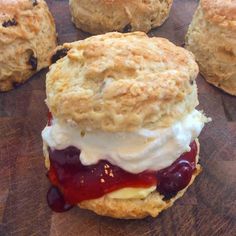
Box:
(0, 0), (57, 92)
(201, 0), (236, 29)
(46, 32), (199, 132)
(185, 2), (236, 96)
(69, 0), (173, 34)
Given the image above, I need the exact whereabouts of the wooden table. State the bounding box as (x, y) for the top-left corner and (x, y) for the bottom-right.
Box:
(1, 0), (236, 235)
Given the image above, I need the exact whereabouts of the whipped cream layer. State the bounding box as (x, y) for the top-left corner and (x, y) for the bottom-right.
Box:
(42, 110), (207, 174)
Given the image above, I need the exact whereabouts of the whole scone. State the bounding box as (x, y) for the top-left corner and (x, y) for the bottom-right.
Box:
(185, 0), (236, 96)
(42, 32), (209, 219)
(0, 0), (57, 92)
(69, 0), (173, 34)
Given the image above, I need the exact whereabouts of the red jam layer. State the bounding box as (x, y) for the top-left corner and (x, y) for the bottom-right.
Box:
(47, 147), (158, 204)
(47, 141), (197, 212)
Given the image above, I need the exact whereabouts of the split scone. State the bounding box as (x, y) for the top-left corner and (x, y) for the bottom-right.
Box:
(69, 0), (173, 34)
(41, 32), (209, 219)
(0, 0), (57, 92)
(185, 0), (236, 96)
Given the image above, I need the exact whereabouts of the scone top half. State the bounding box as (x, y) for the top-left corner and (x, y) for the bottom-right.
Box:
(42, 32), (209, 218)
(46, 32), (199, 132)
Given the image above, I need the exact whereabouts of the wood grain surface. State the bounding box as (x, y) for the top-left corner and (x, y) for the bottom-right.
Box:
(0, 0), (236, 235)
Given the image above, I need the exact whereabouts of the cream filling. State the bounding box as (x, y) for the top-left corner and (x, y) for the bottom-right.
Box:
(42, 109), (208, 174)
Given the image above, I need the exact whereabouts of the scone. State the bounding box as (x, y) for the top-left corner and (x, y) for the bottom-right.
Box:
(41, 32), (209, 219)
(69, 0), (173, 34)
(185, 0), (236, 96)
(0, 0), (57, 92)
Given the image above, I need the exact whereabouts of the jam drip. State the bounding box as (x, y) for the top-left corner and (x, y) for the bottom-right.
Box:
(47, 186), (73, 212)
(47, 142), (197, 212)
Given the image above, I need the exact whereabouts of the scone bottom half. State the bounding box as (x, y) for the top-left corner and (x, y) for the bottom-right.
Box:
(42, 32), (210, 219)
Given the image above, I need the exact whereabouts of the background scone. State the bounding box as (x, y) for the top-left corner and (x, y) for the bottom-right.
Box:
(185, 0), (236, 96)
(69, 0), (173, 34)
(42, 32), (209, 219)
(0, 0), (57, 92)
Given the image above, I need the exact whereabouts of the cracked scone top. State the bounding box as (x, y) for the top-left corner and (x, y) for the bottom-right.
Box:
(0, 0), (57, 92)
(46, 32), (199, 132)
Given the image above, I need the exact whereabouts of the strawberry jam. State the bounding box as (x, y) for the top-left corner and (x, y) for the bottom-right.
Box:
(46, 141), (198, 212)
(47, 112), (53, 126)
(47, 147), (157, 207)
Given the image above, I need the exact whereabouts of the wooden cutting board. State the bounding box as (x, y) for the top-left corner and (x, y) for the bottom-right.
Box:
(0, 0), (236, 235)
